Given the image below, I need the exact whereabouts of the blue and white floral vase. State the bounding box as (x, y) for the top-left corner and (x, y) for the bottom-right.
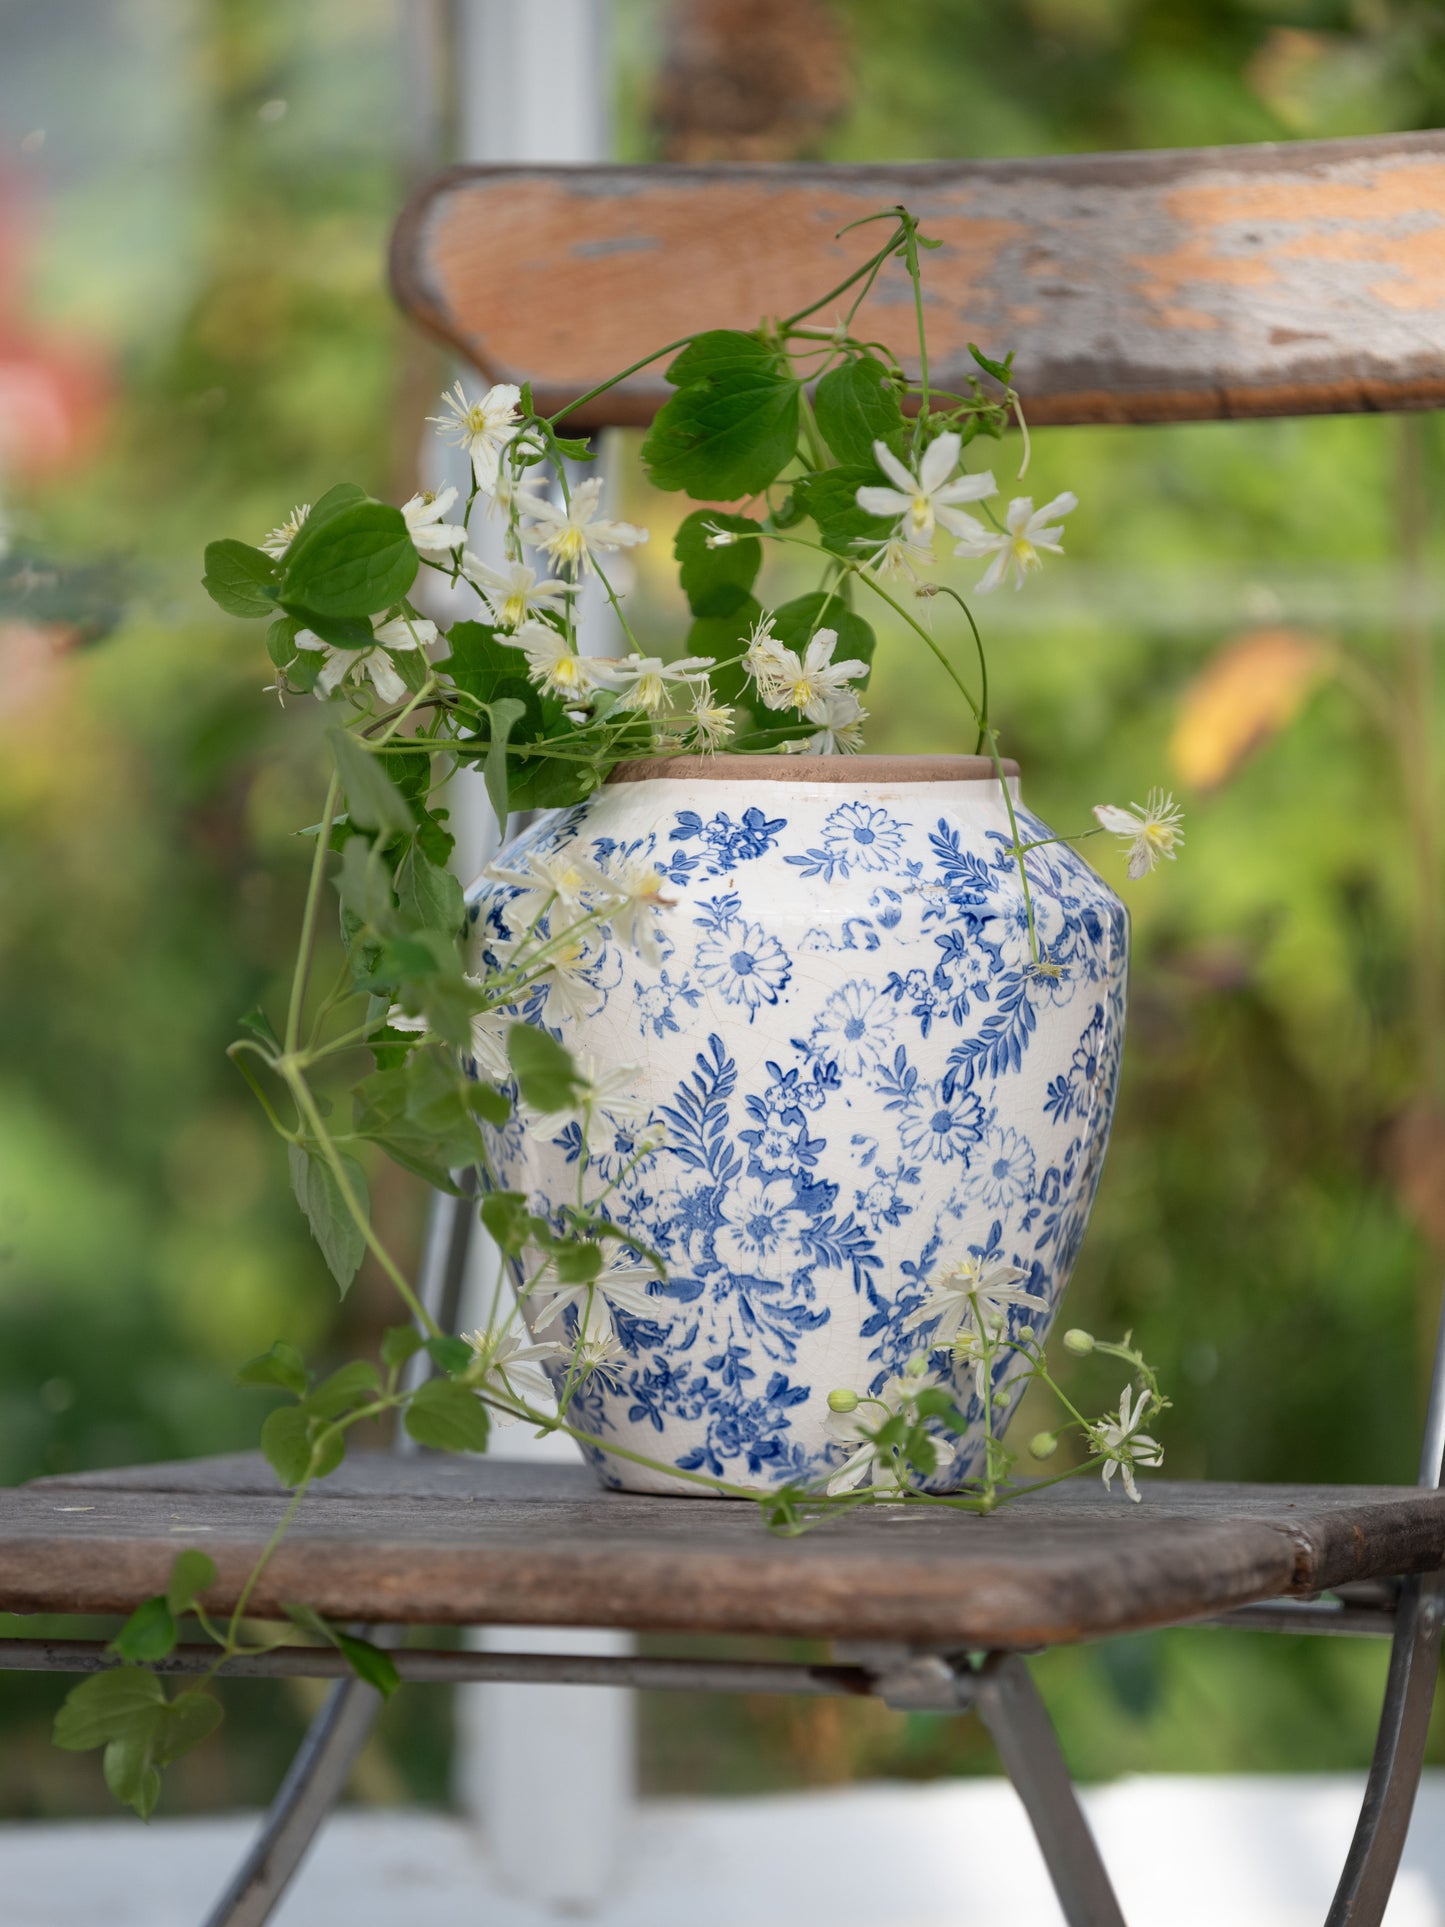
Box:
(469, 755), (1128, 1496)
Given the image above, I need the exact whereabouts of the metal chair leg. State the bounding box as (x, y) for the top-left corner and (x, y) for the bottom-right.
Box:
(199, 1185), (478, 1926)
(1324, 1568), (1444, 1926)
(200, 1677), (384, 1927)
(973, 1652), (1128, 1927)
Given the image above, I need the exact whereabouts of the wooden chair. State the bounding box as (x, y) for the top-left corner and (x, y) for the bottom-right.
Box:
(5, 131), (1445, 1927)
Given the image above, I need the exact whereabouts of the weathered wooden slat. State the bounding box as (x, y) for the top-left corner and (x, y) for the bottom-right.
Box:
(389, 134), (1445, 430)
(4, 1455), (1442, 1650)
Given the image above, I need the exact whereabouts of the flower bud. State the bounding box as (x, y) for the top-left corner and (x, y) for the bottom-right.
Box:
(827, 1388), (859, 1413)
(1018, 1325), (1036, 1343)
(705, 529), (738, 548)
(1029, 1430), (1060, 1460)
(904, 1351), (929, 1378)
(1062, 1328), (1095, 1356)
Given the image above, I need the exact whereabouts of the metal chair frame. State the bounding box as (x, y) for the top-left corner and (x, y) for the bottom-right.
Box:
(68, 1189), (1429, 1927)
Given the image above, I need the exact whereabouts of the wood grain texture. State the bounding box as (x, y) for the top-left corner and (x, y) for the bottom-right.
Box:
(606, 753), (1019, 785)
(389, 134), (1445, 430)
(5, 1455), (1442, 1650)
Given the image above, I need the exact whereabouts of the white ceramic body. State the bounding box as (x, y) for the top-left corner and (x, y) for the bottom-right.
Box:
(469, 757), (1128, 1495)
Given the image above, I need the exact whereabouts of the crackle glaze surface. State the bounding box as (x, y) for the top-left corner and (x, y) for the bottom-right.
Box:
(468, 770), (1128, 1496)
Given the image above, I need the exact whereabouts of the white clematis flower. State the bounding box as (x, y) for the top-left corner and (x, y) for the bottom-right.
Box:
(951, 491), (1078, 593)
(688, 680), (735, 752)
(519, 476), (648, 576)
(401, 485), (467, 554)
(430, 380), (525, 491)
(528, 1258), (658, 1338)
(903, 1253), (1038, 1348)
(1092, 1385), (1164, 1502)
(781, 685), (868, 757)
(295, 614), (436, 704)
(467, 557), (570, 630)
(599, 651), (714, 715)
(1093, 789), (1184, 879)
(824, 1362), (945, 1496)
(465, 1326), (567, 1420)
(592, 854), (675, 965)
(855, 433), (997, 551)
(261, 503), (309, 559)
(485, 845), (611, 935)
(748, 626), (868, 721)
(513, 620), (608, 701)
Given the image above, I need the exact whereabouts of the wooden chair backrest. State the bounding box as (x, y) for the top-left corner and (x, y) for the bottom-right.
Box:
(390, 132), (1445, 431)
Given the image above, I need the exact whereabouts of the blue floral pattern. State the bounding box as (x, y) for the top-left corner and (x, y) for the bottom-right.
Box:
(469, 773), (1128, 1495)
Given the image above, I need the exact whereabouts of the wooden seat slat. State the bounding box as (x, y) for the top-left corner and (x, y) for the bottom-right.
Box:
(389, 133), (1445, 431)
(3, 1455), (1441, 1650)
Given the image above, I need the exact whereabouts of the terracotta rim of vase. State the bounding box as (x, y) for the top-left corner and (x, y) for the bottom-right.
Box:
(605, 753), (1019, 785)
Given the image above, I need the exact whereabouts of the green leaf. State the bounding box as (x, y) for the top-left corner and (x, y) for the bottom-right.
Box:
(468, 1081), (510, 1128)
(395, 845), (464, 938)
(485, 696), (527, 830)
(287, 1143), (369, 1293)
(53, 1667), (165, 1751)
(306, 481), (370, 528)
(969, 341), (1015, 386)
(236, 1005), (283, 1054)
(480, 1189), (533, 1256)
(507, 1023), (585, 1115)
(436, 622), (536, 708)
(425, 1335), (474, 1376)
(353, 1054), (485, 1188)
(336, 834), (398, 935)
(334, 1632), (401, 1698)
(237, 1341), (310, 1396)
(381, 1324), (425, 1368)
(813, 355), (908, 467)
(280, 499), (418, 619)
(551, 1240), (603, 1285)
(156, 1689), (223, 1765)
(674, 510), (763, 617)
(266, 614), (303, 668)
(404, 1378), (491, 1453)
(328, 729), (415, 838)
(110, 1596), (177, 1664)
(278, 604), (374, 650)
(793, 466), (895, 559)
(772, 591), (876, 686)
(166, 1550), (218, 1618)
(103, 1732), (162, 1819)
(685, 594), (764, 709)
(643, 331), (800, 500)
(261, 1404), (314, 1486)
(282, 1605), (400, 1699)
(202, 540), (279, 617)
(304, 1359), (382, 1420)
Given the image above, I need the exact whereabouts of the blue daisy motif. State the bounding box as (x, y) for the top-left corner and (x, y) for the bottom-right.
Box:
(821, 801), (906, 874)
(896, 1077), (986, 1165)
(694, 918), (792, 1017)
(968, 1124), (1037, 1210)
(712, 1176), (811, 1283)
(807, 980), (896, 1076)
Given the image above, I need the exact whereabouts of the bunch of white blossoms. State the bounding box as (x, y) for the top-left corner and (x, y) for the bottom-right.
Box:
(853, 430), (1078, 595)
(432, 383), (734, 752)
(742, 614), (870, 755)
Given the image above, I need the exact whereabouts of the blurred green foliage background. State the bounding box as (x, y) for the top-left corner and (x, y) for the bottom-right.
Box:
(2, 0), (1445, 1817)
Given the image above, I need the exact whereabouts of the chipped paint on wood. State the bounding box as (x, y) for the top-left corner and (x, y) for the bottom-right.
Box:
(389, 134), (1445, 428)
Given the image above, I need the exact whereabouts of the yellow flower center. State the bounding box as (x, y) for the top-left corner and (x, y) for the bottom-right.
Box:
(788, 674), (817, 708)
(551, 526), (587, 566)
(502, 591), (529, 627)
(908, 493), (933, 533)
